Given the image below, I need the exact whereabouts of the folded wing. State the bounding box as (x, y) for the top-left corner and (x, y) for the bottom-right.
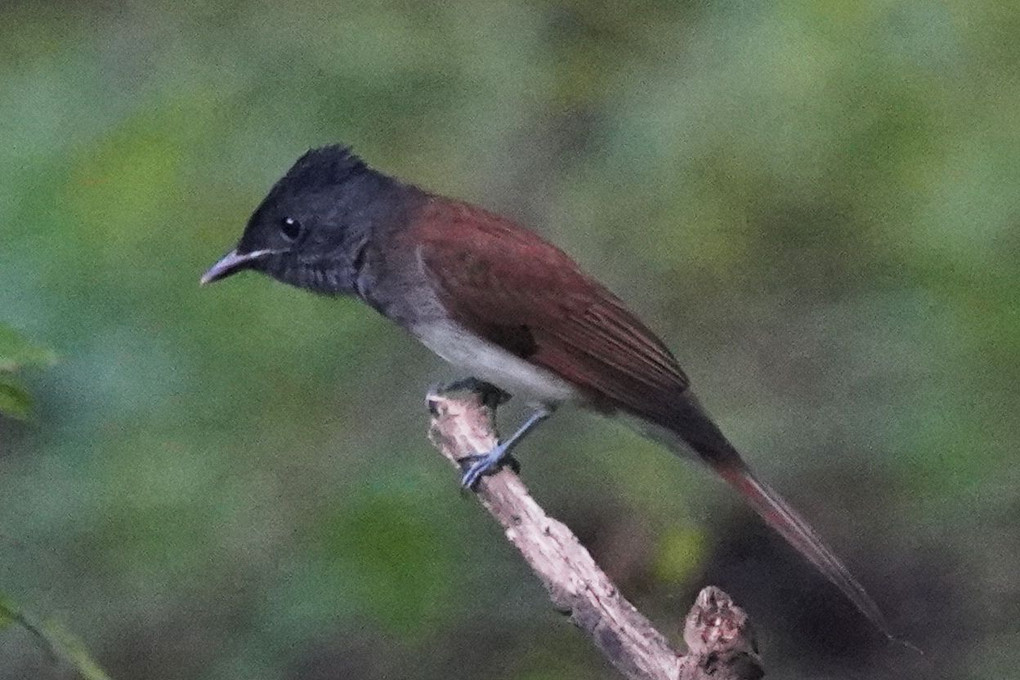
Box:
(414, 198), (689, 425)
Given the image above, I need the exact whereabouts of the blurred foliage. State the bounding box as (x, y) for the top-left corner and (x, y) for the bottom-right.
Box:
(0, 596), (12, 631)
(0, 324), (55, 419)
(0, 329), (108, 679)
(0, 1), (1018, 679)
(0, 593), (111, 680)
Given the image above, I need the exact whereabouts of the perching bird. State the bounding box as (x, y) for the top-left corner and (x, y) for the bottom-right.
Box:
(202, 145), (894, 639)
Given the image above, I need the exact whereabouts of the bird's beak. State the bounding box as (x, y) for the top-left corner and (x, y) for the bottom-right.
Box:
(200, 249), (275, 285)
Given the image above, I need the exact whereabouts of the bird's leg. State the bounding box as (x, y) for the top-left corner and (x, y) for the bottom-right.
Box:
(460, 405), (554, 490)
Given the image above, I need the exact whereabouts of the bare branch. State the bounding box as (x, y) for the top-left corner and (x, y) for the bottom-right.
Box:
(426, 380), (763, 680)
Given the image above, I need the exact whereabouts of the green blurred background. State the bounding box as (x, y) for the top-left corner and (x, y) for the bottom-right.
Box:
(1, 1), (1017, 678)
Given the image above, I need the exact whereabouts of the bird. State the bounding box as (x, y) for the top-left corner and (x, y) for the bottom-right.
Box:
(202, 144), (894, 639)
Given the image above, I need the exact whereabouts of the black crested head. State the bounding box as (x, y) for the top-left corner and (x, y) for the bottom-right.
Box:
(272, 145), (368, 195)
(201, 145), (414, 295)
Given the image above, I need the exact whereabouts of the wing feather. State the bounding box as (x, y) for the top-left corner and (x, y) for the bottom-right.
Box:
(413, 198), (689, 421)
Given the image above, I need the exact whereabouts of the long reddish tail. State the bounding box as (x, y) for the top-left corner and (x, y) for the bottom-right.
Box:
(711, 459), (893, 638)
(643, 394), (900, 641)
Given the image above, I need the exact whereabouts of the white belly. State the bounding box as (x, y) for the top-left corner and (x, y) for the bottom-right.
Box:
(412, 320), (579, 406)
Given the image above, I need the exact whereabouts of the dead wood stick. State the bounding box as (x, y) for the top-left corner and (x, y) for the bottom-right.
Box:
(426, 380), (763, 680)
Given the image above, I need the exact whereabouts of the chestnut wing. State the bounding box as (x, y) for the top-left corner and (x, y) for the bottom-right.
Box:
(414, 199), (689, 421)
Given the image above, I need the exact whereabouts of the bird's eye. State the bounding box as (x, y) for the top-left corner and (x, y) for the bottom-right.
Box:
(280, 217), (302, 241)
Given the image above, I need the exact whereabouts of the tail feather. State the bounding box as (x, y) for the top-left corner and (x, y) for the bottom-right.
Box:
(712, 461), (893, 639)
(641, 393), (899, 640)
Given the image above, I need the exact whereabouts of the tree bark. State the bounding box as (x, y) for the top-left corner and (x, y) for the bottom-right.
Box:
(426, 380), (763, 680)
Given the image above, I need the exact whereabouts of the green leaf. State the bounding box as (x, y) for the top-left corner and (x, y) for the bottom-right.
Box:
(0, 324), (56, 372)
(0, 591), (114, 680)
(0, 592), (18, 631)
(0, 324), (53, 419)
(41, 620), (114, 680)
(0, 376), (33, 420)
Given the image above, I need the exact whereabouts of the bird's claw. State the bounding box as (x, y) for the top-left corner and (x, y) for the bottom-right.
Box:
(458, 445), (520, 490)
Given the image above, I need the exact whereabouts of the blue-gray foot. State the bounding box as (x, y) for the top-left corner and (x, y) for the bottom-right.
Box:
(459, 407), (553, 490)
